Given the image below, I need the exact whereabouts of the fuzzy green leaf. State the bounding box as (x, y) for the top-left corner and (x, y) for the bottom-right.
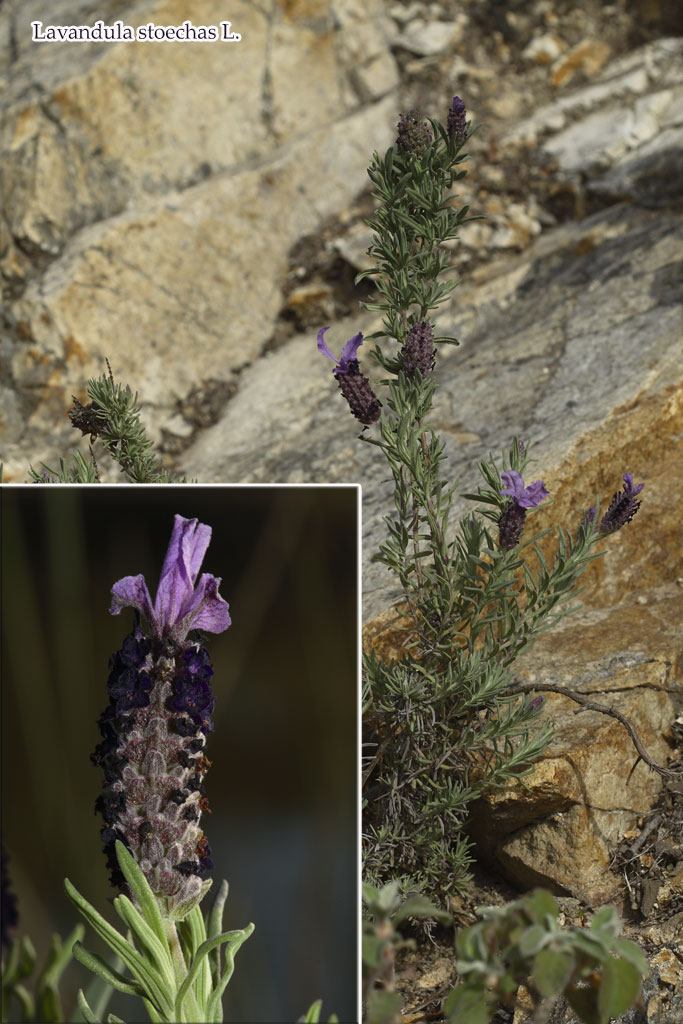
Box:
(204, 924), (255, 1024)
(206, 879), (229, 989)
(366, 989), (403, 1024)
(77, 989), (101, 1023)
(597, 955), (643, 1019)
(64, 878), (173, 1018)
(72, 942), (145, 999)
(532, 948), (574, 997)
(113, 842), (169, 952)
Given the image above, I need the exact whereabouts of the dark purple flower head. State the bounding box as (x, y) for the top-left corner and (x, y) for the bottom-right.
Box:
(598, 473), (643, 534)
(498, 471), (549, 550)
(396, 109), (433, 154)
(447, 96), (467, 143)
(530, 695), (545, 711)
(402, 321), (436, 377)
(317, 327), (382, 426)
(500, 471), (549, 509)
(110, 515), (231, 643)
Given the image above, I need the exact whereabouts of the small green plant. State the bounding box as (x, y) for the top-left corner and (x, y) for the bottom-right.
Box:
(362, 880), (451, 1024)
(445, 889), (647, 1024)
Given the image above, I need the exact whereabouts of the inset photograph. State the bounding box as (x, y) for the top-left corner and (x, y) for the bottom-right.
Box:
(1, 485), (359, 1023)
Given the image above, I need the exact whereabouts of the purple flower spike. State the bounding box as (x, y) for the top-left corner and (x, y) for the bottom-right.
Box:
(110, 515), (231, 643)
(94, 516), (230, 919)
(447, 96), (467, 143)
(317, 327), (364, 376)
(500, 471), (549, 509)
(599, 473), (644, 534)
(499, 471), (549, 550)
(317, 327), (382, 426)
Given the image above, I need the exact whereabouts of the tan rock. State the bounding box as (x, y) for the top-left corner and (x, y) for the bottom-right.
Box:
(551, 39), (611, 88)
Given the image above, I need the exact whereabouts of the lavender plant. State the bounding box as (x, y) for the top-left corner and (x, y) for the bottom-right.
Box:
(27, 363), (181, 483)
(318, 98), (651, 900)
(64, 514), (253, 1023)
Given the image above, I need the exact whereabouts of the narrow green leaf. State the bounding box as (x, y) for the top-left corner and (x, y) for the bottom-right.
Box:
(207, 879), (228, 989)
(184, 904), (211, 1012)
(113, 894), (174, 979)
(36, 984), (62, 1024)
(303, 999), (322, 1023)
(76, 949), (125, 1024)
(113, 842), (169, 953)
(64, 878), (173, 1018)
(71, 943), (145, 999)
(106, 1015), (127, 1023)
(76, 989), (100, 1024)
(204, 924), (255, 1023)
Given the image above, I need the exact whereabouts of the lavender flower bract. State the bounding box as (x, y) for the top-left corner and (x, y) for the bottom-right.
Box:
(598, 473), (643, 534)
(317, 327), (382, 426)
(396, 109), (433, 154)
(499, 470), (549, 550)
(93, 515), (230, 919)
(402, 321), (436, 377)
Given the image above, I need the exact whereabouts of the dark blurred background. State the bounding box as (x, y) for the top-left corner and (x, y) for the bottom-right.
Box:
(1, 485), (358, 1023)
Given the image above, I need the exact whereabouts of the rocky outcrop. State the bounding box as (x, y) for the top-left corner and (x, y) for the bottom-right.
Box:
(0, 0), (399, 478)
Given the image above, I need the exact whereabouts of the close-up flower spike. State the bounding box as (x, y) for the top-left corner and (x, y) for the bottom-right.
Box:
(93, 515), (231, 921)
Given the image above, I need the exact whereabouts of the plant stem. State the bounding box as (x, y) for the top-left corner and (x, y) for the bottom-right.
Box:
(164, 919), (200, 1023)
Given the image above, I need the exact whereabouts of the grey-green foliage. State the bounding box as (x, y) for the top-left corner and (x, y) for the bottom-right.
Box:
(363, 431), (604, 897)
(1, 922), (85, 1023)
(446, 889), (647, 1024)
(65, 841), (253, 1023)
(28, 368), (184, 483)
(358, 103), (606, 898)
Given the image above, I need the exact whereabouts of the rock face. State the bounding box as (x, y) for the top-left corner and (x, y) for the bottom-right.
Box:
(2, 0), (682, 925)
(0, 0), (399, 478)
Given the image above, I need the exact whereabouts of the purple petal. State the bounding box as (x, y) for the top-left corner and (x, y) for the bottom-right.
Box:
(154, 516), (211, 634)
(623, 473), (644, 496)
(521, 480), (550, 508)
(317, 327), (339, 364)
(173, 574), (231, 640)
(110, 575), (156, 628)
(500, 471), (548, 508)
(500, 470), (525, 500)
(337, 332), (364, 373)
(110, 516), (230, 643)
